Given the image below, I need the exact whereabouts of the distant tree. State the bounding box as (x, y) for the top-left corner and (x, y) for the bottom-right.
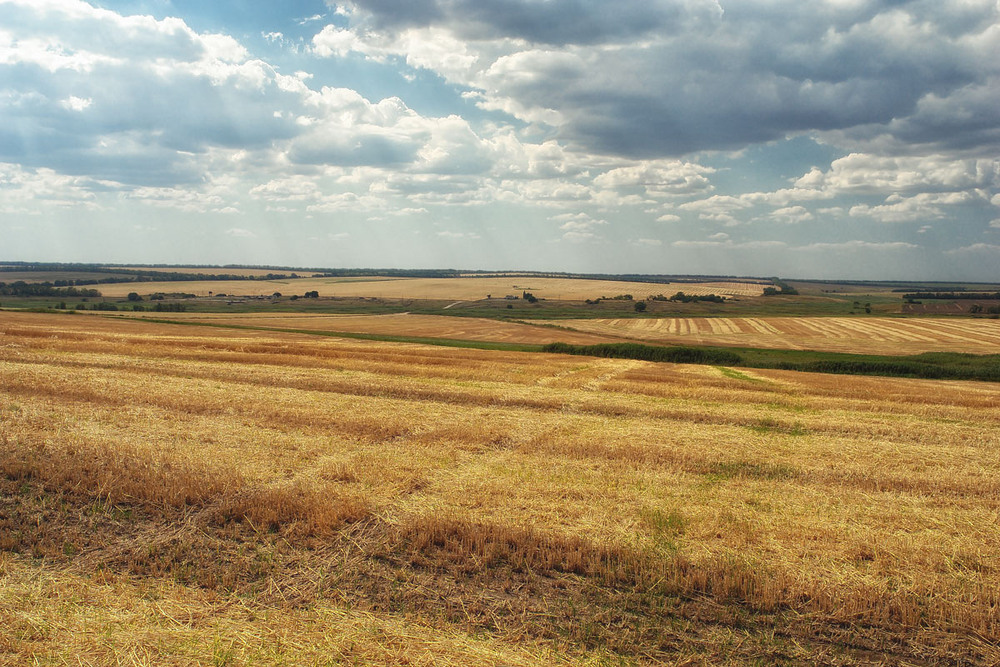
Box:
(153, 302), (186, 312)
(304, 290), (319, 298)
(634, 301), (647, 312)
(127, 292), (142, 302)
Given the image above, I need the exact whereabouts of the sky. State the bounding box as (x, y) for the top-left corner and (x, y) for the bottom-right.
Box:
(1, 0), (999, 280)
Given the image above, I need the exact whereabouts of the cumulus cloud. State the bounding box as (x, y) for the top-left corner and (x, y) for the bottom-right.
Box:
(0, 161), (101, 213)
(945, 243), (1000, 254)
(593, 160), (715, 196)
(436, 230), (481, 239)
(3, 0), (999, 278)
(797, 154), (1000, 194)
(799, 240), (920, 252)
(770, 206), (814, 224)
(554, 214), (606, 233)
(321, 0), (1000, 159)
(849, 191), (985, 223)
(0, 0), (613, 217)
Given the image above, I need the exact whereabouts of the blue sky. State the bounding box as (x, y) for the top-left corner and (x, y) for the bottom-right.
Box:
(2, 0), (999, 280)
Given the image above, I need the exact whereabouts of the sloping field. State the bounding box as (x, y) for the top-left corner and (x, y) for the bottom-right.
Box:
(2, 311), (998, 665)
(549, 315), (1000, 355)
(117, 311), (616, 345)
(96, 276), (766, 300)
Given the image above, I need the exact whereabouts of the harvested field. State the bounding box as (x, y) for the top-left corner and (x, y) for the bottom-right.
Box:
(95, 276), (766, 300)
(2, 311), (999, 665)
(549, 315), (1000, 355)
(113, 266), (302, 277)
(116, 311), (617, 345)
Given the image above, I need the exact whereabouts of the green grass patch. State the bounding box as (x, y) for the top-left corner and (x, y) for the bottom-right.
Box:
(705, 460), (799, 482)
(640, 508), (686, 536)
(747, 418), (809, 436)
(716, 367), (766, 383)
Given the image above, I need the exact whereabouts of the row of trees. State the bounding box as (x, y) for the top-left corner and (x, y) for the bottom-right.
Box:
(69, 302), (187, 312)
(0, 281), (101, 297)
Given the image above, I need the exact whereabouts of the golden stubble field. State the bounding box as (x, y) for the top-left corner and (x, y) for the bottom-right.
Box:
(548, 315), (1000, 355)
(95, 276), (766, 300)
(1, 311), (999, 665)
(122, 310), (1000, 355)
(118, 311), (619, 345)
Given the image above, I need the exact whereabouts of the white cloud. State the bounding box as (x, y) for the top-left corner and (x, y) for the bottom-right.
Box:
(323, 0), (1000, 159)
(593, 160), (715, 196)
(0, 162), (101, 213)
(799, 240), (919, 252)
(60, 95), (92, 111)
(848, 192), (983, 223)
(552, 212), (606, 233)
(436, 230), (481, 239)
(797, 154), (1000, 194)
(945, 243), (1000, 254)
(770, 206), (813, 224)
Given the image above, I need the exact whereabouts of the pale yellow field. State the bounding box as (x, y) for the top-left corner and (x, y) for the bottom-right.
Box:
(549, 315), (1000, 355)
(2, 311), (998, 665)
(116, 311), (618, 345)
(96, 276), (767, 300)
(114, 266), (305, 277)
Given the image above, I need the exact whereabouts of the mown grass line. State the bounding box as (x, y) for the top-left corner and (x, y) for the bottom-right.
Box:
(112, 315), (1000, 382)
